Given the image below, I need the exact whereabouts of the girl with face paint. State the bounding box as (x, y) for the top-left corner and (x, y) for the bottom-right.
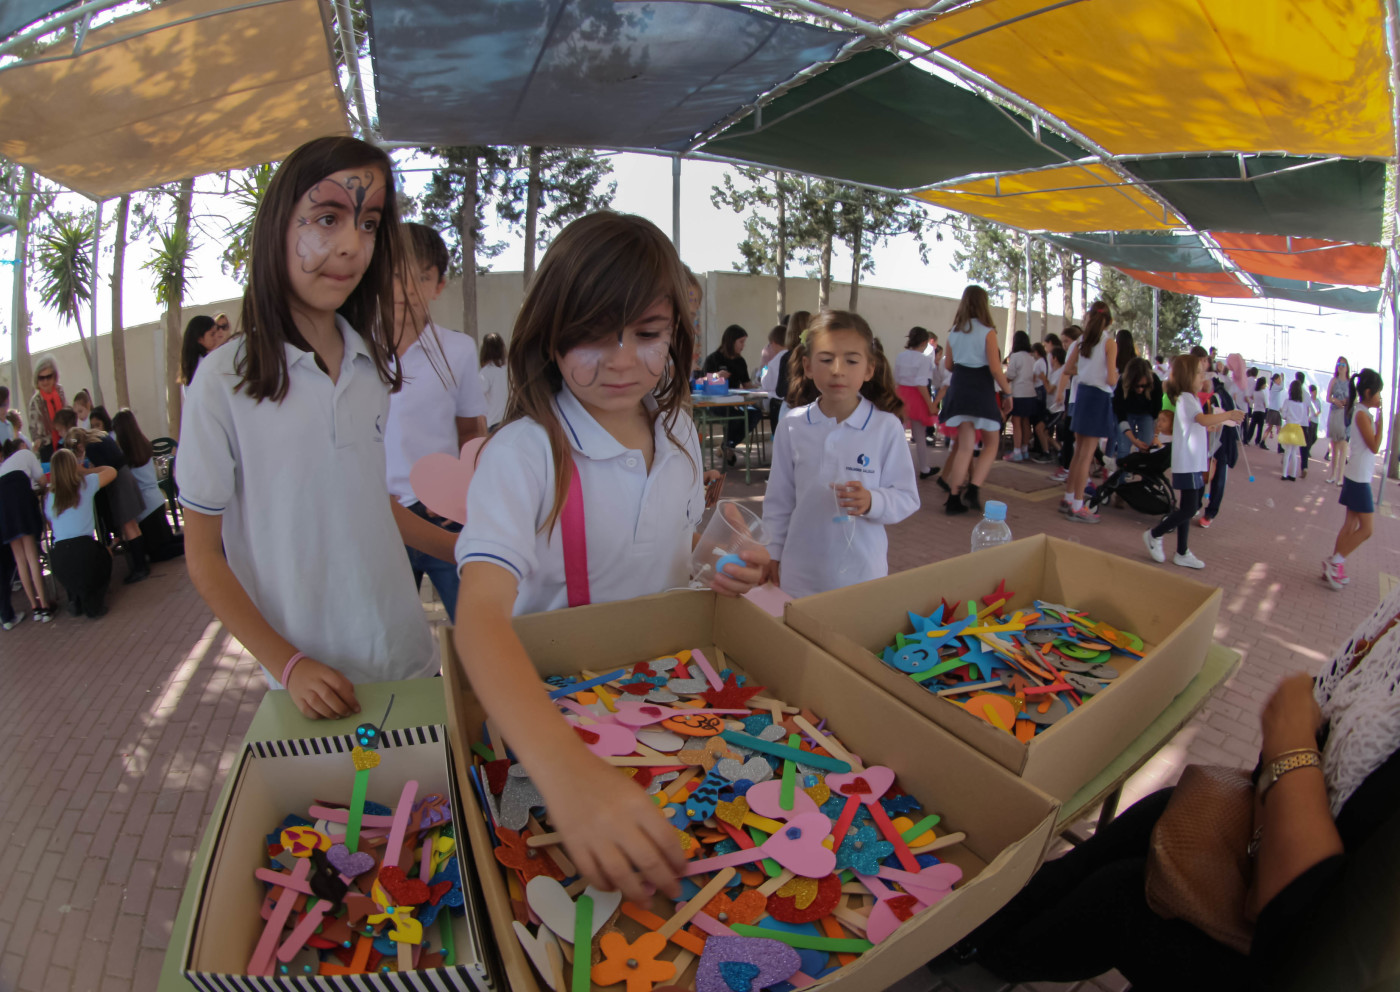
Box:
(176, 137), (447, 724)
(453, 212), (769, 906)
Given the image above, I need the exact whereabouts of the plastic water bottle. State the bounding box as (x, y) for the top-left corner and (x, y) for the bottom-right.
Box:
(971, 500), (1012, 553)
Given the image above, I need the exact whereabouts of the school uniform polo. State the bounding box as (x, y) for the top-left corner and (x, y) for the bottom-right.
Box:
(385, 323), (488, 507)
(763, 397), (920, 599)
(456, 387), (705, 616)
(176, 317), (436, 687)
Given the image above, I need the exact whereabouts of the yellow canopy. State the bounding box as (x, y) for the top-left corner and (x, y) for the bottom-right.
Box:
(910, 0), (1392, 159)
(916, 163), (1183, 233)
(0, 0), (349, 199)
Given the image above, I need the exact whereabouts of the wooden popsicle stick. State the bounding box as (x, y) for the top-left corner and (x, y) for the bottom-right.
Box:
(747, 696), (799, 714)
(935, 680), (1008, 697)
(658, 867), (736, 937)
(661, 766), (700, 803)
(757, 869), (794, 896)
(909, 831), (966, 854)
(529, 816), (577, 877)
(604, 755), (701, 767)
(526, 831), (564, 849)
(791, 715), (855, 766)
(828, 904), (870, 935)
(565, 878), (590, 898)
(547, 940), (567, 992)
(398, 942), (413, 972)
(669, 949), (695, 982)
(632, 741), (668, 760)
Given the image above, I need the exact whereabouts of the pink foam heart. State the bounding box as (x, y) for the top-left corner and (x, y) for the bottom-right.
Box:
(882, 863), (962, 907)
(744, 780), (817, 820)
(866, 893), (925, 944)
(409, 437), (486, 525)
(825, 765), (895, 806)
(762, 812), (836, 878)
(567, 720), (637, 757)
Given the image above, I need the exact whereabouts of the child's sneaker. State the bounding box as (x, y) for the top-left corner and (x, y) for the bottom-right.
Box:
(1059, 499), (1075, 515)
(33, 608), (52, 623)
(1173, 550), (1206, 569)
(1198, 515), (1213, 528)
(1143, 530), (1165, 562)
(1336, 561), (1349, 585)
(1323, 559), (1344, 590)
(1069, 507), (1101, 524)
(2, 611), (25, 631)
(1050, 468), (1069, 483)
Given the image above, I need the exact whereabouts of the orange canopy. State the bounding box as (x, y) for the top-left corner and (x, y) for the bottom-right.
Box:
(1118, 269), (1255, 298)
(1210, 233), (1385, 287)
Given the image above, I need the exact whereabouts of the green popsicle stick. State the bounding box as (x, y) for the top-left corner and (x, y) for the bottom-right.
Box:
(748, 826), (781, 877)
(572, 895), (593, 992)
(910, 657), (979, 683)
(901, 814), (941, 842)
(731, 923), (872, 953)
(345, 767), (370, 852)
(470, 742), (496, 762)
(440, 912), (456, 966)
(779, 734), (798, 811)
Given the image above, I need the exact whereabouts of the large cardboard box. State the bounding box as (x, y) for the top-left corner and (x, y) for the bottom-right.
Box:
(441, 590), (1059, 992)
(181, 727), (497, 992)
(784, 535), (1222, 801)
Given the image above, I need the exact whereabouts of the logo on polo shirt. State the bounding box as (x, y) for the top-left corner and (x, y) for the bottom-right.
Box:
(844, 453), (875, 475)
(857, 454), (870, 467)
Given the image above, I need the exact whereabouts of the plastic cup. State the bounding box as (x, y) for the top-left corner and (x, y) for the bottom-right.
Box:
(689, 499), (767, 589)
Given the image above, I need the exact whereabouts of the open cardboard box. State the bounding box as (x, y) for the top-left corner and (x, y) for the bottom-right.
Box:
(784, 535), (1222, 801)
(441, 590), (1059, 992)
(181, 727), (496, 992)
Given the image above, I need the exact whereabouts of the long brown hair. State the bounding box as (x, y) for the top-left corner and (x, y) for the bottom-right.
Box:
(111, 409), (154, 469)
(1079, 300), (1112, 359)
(236, 136), (406, 402)
(783, 311), (811, 352)
(1165, 354), (1203, 404)
(791, 310), (903, 417)
(494, 211), (695, 533)
(49, 448), (84, 515)
(951, 285), (994, 334)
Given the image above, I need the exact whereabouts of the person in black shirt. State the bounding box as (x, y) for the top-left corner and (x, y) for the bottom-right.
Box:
(702, 324), (760, 464)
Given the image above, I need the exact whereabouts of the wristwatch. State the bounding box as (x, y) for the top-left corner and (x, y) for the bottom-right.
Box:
(1257, 748), (1322, 804)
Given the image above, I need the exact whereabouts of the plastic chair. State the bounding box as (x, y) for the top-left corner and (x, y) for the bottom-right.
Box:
(151, 437), (181, 530)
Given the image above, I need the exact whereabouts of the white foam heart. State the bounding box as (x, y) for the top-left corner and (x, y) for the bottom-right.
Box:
(526, 877), (622, 943)
(512, 921), (563, 989)
(636, 729), (686, 753)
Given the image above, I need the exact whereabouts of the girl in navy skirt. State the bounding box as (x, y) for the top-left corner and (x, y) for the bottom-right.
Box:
(939, 285), (1013, 515)
(0, 437), (53, 621)
(1143, 354), (1244, 569)
(1324, 369), (1383, 590)
(1057, 301), (1118, 523)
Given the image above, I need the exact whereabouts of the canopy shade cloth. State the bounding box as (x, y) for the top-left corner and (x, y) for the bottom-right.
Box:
(1249, 275), (1385, 314)
(367, 0), (854, 151)
(703, 50), (1086, 191)
(0, 0), (349, 200)
(1118, 268), (1254, 299)
(0, 0), (64, 45)
(909, 0), (1394, 159)
(914, 162), (1183, 233)
(1212, 233), (1385, 288)
(1040, 232), (1225, 275)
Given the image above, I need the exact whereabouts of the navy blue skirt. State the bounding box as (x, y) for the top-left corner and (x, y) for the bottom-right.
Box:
(1340, 477), (1375, 513)
(1070, 385), (1116, 439)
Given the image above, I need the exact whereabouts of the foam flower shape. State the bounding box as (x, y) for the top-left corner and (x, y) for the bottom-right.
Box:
(835, 823), (894, 875)
(703, 889), (768, 928)
(591, 931), (675, 992)
(492, 827), (564, 884)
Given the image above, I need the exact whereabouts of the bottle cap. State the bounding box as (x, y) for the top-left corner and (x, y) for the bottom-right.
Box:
(984, 500), (1007, 521)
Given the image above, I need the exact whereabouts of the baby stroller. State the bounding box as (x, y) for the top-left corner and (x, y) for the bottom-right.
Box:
(1087, 444), (1175, 515)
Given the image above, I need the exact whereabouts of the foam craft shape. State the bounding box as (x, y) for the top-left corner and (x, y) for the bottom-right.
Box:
(567, 719), (638, 757)
(865, 891), (924, 945)
(684, 812), (836, 878)
(526, 876), (621, 943)
(409, 436), (486, 525)
(825, 766), (895, 805)
(695, 935), (801, 992)
(635, 729), (686, 753)
(715, 756), (774, 785)
(745, 780), (818, 820)
(879, 863), (963, 907)
(325, 844), (375, 878)
(512, 921), (563, 988)
(613, 702), (752, 727)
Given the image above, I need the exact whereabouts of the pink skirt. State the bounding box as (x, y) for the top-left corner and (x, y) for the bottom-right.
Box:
(897, 385), (937, 427)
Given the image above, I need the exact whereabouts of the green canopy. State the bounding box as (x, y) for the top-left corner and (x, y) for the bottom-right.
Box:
(1126, 156), (1386, 246)
(1248, 275), (1383, 314)
(704, 51), (1085, 191)
(1040, 232), (1225, 274)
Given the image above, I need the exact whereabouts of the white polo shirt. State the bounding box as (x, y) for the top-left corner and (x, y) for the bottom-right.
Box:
(763, 397), (920, 599)
(456, 387), (705, 616)
(385, 323), (488, 507)
(176, 317), (436, 687)
(893, 349), (935, 388)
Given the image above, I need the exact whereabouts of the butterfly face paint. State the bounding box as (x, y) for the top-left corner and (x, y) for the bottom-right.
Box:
(558, 304), (676, 411)
(285, 166), (387, 312)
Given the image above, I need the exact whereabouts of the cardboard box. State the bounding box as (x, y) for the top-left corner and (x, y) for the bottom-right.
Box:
(182, 726), (497, 992)
(441, 590), (1058, 992)
(784, 534), (1222, 801)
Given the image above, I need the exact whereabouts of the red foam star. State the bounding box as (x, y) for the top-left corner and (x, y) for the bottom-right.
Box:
(700, 673), (766, 709)
(982, 579), (1014, 616)
(938, 598), (961, 623)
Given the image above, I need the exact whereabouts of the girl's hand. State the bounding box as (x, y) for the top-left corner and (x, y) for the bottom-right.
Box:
(1229, 410), (1246, 424)
(835, 480), (873, 516)
(1260, 673), (1322, 761)
(537, 755), (688, 903)
(713, 544), (770, 597)
(286, 657), (360, 720)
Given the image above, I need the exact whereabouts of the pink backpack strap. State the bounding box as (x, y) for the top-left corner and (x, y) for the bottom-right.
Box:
(561, 457), (590, 608)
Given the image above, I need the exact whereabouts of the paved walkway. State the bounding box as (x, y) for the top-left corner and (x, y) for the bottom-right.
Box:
(0, 438), (1394, 992)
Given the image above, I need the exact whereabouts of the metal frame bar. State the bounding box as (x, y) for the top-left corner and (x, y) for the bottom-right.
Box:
(334, 0), (373, 139)
(0, 0), (131, 58)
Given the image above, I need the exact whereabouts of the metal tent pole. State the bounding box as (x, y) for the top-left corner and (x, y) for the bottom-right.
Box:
(672, 156), (682, 255)
(1152, 287), (1160, 357)
(1024, 233), (1032, 340)
(334, 0), (373, 138)
(89, 198), (103, 406)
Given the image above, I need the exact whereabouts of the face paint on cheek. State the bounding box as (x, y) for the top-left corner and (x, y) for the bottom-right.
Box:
(637, 337), (672, 377)
(294, 218), (333, 274)
(563, 344), (605, 389)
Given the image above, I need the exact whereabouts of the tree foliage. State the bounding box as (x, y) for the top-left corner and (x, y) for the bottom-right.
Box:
(496, 147), (616, 259)
(1097, 267), (1202, 357)
(419, 145), (515, 277)
(219, 162), (277, 282)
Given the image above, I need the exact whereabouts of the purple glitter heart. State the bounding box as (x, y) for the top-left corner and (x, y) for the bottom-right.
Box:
(325, 844), (375, 878)
(696, 936), (801, 992)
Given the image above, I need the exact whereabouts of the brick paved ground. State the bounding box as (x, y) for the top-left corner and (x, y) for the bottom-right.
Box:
(0, 434), (1394, 992)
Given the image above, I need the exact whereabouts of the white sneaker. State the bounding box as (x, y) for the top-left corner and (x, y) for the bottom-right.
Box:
(1143, 530), (1165, 563)
(2, 611), (24, 631)
(1323, 559), (1344, 590)
(1173, 551), (1205, 569)
(1050, 468), (1069, 483)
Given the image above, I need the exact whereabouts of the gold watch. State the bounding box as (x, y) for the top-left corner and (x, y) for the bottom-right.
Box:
(1258, 749), (1322, 803)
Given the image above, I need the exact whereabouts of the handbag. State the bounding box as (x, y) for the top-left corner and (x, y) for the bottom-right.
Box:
(1144, 764), (1256, 954)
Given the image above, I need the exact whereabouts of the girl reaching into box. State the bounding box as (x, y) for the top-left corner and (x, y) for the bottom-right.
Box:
(452, 212), (768, 904)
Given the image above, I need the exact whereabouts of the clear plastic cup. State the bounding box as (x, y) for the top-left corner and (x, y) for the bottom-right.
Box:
(689, 499), (767, 588)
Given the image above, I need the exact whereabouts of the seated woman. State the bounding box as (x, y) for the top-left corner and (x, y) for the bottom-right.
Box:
(702, 323), (759, 465)
(62, 425), (150, 583)
(44, 449), (116, 618)
(947, 588), (1400, 991)
(110, 410), (184, 562)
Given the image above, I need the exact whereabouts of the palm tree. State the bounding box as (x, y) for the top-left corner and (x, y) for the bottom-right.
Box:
(35, 210), (101, 403)
(144, 178), (195, 433)
(221, 162), (275, 282)
(110, 194), (132, 409)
